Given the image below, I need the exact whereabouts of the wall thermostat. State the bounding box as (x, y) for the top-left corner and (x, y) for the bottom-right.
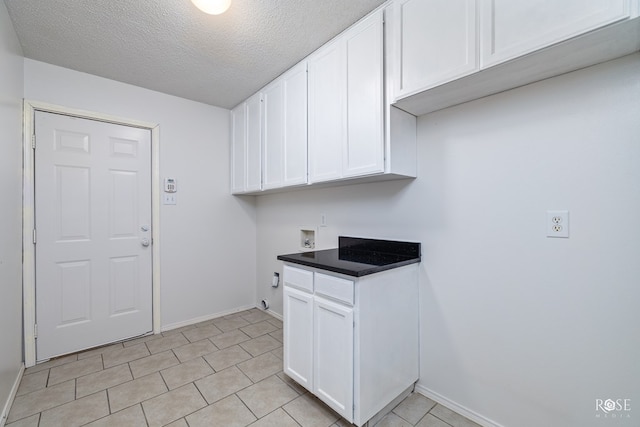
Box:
(164, 178), (177, 193)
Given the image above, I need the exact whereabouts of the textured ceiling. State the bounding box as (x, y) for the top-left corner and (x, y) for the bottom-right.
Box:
(4, 0), (386, 109)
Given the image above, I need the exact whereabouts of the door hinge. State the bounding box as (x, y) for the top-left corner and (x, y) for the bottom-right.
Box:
(32, 229), (37, 244)
(31, 134), (36, 149)
(34, 323), (38, 339)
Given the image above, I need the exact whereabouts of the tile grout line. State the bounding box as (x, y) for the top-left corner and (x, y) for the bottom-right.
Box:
(138, 402), (151, 427)
(280, 404), (304, 427)
(9, 309), (478, 427)
(235, 388), (260, 422)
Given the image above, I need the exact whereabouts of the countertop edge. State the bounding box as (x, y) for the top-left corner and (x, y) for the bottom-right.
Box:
(277, 255), (421, 277)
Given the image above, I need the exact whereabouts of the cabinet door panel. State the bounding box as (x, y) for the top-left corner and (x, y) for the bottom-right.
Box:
(230, 103), (246, 194)
(314, 296), (354, 422)
(481, 0), (631, 68)
(246, 93), (262, 192)
(263, 62), (308, 190)
(283, 286), (314, 391)
(283, 63), (308, 186)
(263, 81), (284, 189)
(345, 9), (384, 177)
(396, 0), (477, 96)
(308, 42), (345, 183)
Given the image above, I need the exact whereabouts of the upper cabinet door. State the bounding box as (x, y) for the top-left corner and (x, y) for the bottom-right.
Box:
(308, 41), (346, 184)
(480, 0), (633, 68)
(230, 103), (246, 194)
(282, 62), (308, 186)
(344, 9), (384, 178)
(245, 92), (263, 192)
(394, 0), (478, 99)
(263, 79), (285, 189)
(263, 62), (308, 190)
(308, 9), (385, 184)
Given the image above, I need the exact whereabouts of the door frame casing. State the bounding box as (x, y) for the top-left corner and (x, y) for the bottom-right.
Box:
(22, 100), (162, 367)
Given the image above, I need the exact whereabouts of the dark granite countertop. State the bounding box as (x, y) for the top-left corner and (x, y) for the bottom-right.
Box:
(277, 236), (421, 277)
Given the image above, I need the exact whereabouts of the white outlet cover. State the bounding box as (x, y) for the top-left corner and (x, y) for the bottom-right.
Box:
(546, 210), (569, 238)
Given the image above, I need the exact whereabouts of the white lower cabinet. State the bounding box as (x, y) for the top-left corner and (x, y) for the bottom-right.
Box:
(283, 264), (419, 426)
(283, 285), (314, 390)
(313, 296), (354, 419)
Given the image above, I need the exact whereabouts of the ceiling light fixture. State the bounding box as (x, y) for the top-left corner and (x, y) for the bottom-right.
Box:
(191, 0), (231, 15)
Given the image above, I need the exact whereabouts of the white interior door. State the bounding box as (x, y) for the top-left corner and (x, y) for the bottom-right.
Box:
(35, 111), (152, 361)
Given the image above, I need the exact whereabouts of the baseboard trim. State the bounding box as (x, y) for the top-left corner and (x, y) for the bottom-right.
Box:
(263, 308), (283, 321)
(1, 364), (25, 427)
(414, 383), (504, 427)
(161, 304), (256, 332)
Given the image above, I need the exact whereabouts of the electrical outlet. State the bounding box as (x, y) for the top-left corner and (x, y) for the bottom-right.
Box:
(163, 193), (177, 205)
(547, 210), (569, 238)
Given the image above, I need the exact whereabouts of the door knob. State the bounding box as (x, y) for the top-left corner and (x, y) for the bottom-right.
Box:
(141, 238), (150, 247)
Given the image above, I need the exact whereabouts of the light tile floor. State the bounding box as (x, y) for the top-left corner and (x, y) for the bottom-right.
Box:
(7, 308), (481, 427)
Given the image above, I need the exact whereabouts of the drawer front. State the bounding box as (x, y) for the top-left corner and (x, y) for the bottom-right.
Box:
(283, 264), (314, 293)
(314, 272), (354, 305)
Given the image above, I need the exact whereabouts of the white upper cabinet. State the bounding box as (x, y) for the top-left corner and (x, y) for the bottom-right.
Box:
(308, 9), (385, 184)
(344, 10), (385, 178)
(230, 103), (246, 194)
(394, 0), (478, 99)
(230, 92), (263, 194)
(308, 41), (346, 183)
(263, 62), (308, 190)
(245, 93), (263, 193)
(231, 5), (417, 195)
(392, 0), (640, 116)
(480, 0), (634, 68)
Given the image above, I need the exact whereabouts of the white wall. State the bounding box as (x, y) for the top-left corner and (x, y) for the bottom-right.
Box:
(256, 54), (640, 427)
(24, 60), (257, 328)
(0, 1), (25, 422)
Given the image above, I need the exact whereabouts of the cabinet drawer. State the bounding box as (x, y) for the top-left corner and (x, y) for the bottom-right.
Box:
(283, 265), (314, 293)
(315, 273), (354, 305)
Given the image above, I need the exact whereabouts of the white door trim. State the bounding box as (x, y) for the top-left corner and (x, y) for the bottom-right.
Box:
(22, 100), (162, 367)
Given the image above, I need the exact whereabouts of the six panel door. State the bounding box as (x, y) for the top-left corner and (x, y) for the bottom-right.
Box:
(34, 111), (152, 360)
